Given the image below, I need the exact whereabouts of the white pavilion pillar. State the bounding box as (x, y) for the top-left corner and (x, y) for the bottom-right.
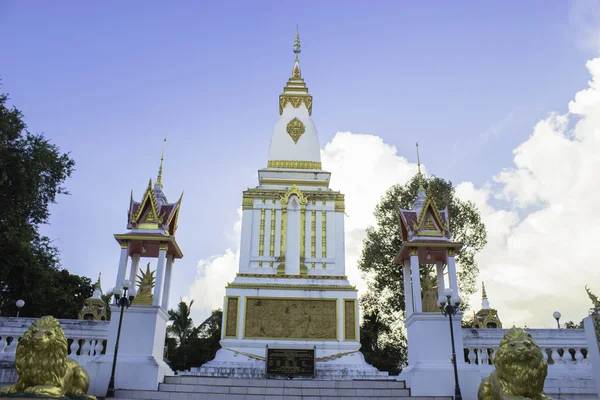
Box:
(115, 241), (130, 290)
(435, 260), (445, 299)
(446, 249), (459, 298)
(153, 243), (168, 307)
(409, 248), (422, 313)
(161, 255), (174, 310)
(403, 259), (414, 316)
(129, 253), (141, 289)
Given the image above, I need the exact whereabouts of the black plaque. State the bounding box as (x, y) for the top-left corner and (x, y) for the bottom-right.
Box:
(266, 348), (316, 378)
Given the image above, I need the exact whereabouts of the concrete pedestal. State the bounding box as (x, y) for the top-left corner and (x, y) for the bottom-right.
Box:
(87, 305), (173, 397)
(400, 312), (480, 398)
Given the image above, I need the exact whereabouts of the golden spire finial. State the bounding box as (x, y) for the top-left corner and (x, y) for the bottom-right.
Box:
(416, 142), (425, 192)
(292, 25), (301, 78)
(156, 137), (167, 189)
(94, 273), (102, 291)
(482, 281), (488, 299)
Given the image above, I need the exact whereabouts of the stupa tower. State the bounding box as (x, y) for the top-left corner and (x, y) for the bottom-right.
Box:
(201, 29), (382, 379)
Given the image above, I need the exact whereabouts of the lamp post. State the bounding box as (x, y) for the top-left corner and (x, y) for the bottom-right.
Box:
(553, 311), (561, 329)
(15, 299), (24, 318)
(106, 280), (136, 398)
(439, 288), (462, 400)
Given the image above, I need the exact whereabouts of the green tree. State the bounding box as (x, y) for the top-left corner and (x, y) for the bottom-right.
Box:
(0, 91), (93, 317)
(564, 320), (584, 329)
(358, 174), (487, 372)
(167, 299), (198, 345)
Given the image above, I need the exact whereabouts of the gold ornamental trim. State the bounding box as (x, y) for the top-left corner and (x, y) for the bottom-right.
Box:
(279, 94), (313, 116)
(259, 178), (329, 187)
(334, 199), (345, 213)
(236, 273), (347, 280)
(242, 197), (253, 210)
(226, 283), (357, 291)
(224, 296), (239, 338)
(286, 117), (306, 144)
(267, 160), (322, 170)
(244, 187), (344, 201)
(409, 247), (418, 257)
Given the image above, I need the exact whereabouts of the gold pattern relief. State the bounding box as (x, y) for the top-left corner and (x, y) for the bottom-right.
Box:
(286, 117), (306, 144)
(259, 209), (266, 256)
(159, 242), (169, 251)
(322, 211), (327, 268)
(423, 215), (436, 230)
(311, 210), (316, 269)
(225, 297), (239, 338)
(409, 247), (418, 257)
(279, 95), (313, 116)
(244, 298), (337, 340)
(120, 240), (129, 249)
(344, 300), (357, 340)
(242, 197), (254, 210)
(334, 199), (345, 213)
(267, 160), (322, 170)
(280, 206), (287, 263)
(447, 248), (455, 257)
(269, 208), (276, 264)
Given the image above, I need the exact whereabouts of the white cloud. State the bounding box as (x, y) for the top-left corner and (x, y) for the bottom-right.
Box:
(188, 55), (600, 328)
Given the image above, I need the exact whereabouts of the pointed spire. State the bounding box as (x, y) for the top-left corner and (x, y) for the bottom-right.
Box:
(416, 142), (425, 192)
(292, 25), (301, 78)
(95, 272), (102, 290)
(156, 138), (167, 189)
(481, 281), (490, 310)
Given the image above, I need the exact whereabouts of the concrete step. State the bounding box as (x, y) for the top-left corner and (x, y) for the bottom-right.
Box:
(164, 375), (407, 389)
(114, 376), (453, 400)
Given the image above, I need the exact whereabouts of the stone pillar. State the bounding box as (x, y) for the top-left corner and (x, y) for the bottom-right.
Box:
(409, 248), (422, 313)
(115, 241), (130, 290)
(161, 255), (174, 310)
(129, 253), (141, 289)
(152, 243), (168, 307)
(436, 260), (445, 299)
(584, 316), (600, 395)
(446, 249), (459, 298)
(403, 259), (414, 316)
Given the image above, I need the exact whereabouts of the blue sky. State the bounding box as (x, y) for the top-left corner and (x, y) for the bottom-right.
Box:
(1, 1), (599, 324)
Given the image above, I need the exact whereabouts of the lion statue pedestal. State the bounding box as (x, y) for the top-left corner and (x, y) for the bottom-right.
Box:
(478, 327), (552, 400)
(0, 316), (95, 400)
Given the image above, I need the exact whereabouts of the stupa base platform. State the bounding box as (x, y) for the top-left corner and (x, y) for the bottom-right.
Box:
(187, 348), (390, 380)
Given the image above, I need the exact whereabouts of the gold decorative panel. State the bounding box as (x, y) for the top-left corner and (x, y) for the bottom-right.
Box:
(225, 297), (239, 337)
(244, 298), (337, 340)
(286, 118), (305, 144)
(344, 300), (357, 340)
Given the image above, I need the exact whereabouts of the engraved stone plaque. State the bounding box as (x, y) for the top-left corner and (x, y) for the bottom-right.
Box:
(266, 348), (316, 378)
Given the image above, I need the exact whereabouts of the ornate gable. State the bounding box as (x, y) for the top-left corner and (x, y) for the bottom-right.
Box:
(413, 195), (447, 234)
(132, 179), (162, 227)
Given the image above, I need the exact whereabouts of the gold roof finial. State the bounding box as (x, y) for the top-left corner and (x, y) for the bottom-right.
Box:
(482, 281), (488, 299)
(292, 25), (301, 78)
(156, 137), (167, 189)
(416, 142), (425, 192)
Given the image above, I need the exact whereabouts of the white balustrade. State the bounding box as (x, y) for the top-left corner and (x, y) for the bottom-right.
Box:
(462, 328), (590, 370)
(0, 317), (109, 365)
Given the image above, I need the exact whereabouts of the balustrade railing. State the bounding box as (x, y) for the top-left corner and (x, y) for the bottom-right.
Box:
(0, 317), (109, 365)
(462, 328), (590, 372)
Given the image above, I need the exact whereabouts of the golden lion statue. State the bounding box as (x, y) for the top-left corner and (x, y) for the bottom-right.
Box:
(478, 327), (551, 400)
(0, 316), (95, 399)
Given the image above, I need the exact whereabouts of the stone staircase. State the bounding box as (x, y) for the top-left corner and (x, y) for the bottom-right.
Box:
(113, 376), (453, 400)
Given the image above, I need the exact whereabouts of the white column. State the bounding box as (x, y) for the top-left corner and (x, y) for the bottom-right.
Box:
(447, 249), (459, 298)
(115, 242), (130, 290)
(403, 259), (414, 316)
(161, 255), (174, 310)
(435, 260), (445, 299)
(239, 207), (254, 272)
(153, 244), (168, 306)
(285, 196), (301, 275)
(410, 249), (422, 313)
(334, 210), (345, 274)
(129, 253), (141, 289)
